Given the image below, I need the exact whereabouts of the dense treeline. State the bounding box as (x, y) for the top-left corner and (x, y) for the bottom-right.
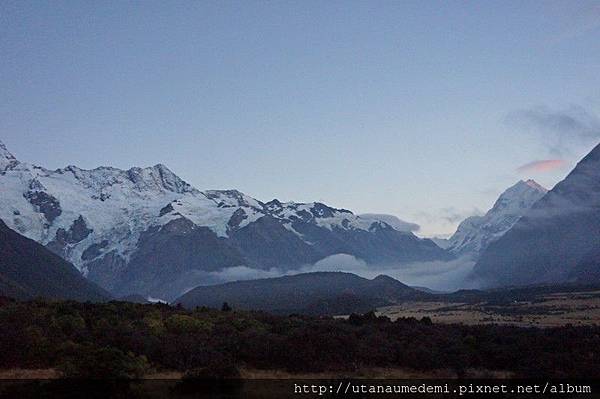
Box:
(1, 297), (599, 378)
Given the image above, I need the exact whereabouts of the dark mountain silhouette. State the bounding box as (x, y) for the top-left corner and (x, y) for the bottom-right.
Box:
(175, 271), (429, 315)
(0, 219), (110, 301)
(472, 143), (600, 287)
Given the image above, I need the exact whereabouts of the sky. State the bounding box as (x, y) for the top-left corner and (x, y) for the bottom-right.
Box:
(1, 1), (600, 237)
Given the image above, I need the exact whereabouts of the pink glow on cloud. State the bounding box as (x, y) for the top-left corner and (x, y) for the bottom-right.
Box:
(517, 159), (567, 173)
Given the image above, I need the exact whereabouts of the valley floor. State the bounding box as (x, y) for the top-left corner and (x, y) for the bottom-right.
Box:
(377, 289), (600, 327)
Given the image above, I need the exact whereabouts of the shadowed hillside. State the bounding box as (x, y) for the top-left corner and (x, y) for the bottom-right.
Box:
(472, 143), (600, 287)
(175, 272), (429, 314)
(0, 219), (110, 302)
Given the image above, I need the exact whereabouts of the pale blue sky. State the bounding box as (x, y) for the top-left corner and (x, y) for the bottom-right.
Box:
(2, 1), (600, 236)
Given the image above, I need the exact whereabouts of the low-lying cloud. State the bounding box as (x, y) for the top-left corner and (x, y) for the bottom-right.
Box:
(384, 258), (478, 292)
(297, 254), (477, 292)
(412, 207), (483, 237)
(179, 253), (478, 298)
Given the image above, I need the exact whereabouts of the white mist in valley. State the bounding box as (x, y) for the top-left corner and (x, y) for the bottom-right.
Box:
(177, 253), (479, 299)
(298, 254), (478, 293)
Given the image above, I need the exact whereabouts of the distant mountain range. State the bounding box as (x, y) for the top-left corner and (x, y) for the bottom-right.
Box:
(0, 140), (448, 300)
(472, 143), (600, 287)
(444, 179), (547, 258)
(175, 271), (428, 314)
(5, 135), (600, 301)
(0, 219), (110, 301)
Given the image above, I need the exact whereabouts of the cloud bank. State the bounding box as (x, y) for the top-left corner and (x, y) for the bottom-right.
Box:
(179, 253), (477, 297)
(411, 207), (483, 238)
(299, 254), (477, 292)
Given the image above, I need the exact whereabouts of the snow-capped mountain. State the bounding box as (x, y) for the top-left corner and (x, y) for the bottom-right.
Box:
(472, 143), (600, 287)
(446, 179), (548, 258)
(0, 140), (449, 299)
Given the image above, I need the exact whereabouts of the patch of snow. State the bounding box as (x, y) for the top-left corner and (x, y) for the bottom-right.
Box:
(147, 296), (168, 304)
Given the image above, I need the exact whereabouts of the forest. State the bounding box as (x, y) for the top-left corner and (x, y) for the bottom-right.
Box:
(1, 296), (600, 379)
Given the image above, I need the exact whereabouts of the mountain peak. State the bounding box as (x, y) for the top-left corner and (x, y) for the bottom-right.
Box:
(447, 179), (548, 257)
(512, 178), (547, 191)
(0, 140), (19, 171)
(123, 163), (193, 194)
(494, 179), (547, 207)
(517, 179), (547, 192)
(358, 213), (420, 233)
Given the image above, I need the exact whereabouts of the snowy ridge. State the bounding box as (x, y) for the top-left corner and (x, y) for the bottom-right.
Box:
(264, 200), (380, 234)
(0, 141), (409, 274)
(447, 179), (548, 257)
(0, 141), (20, 171)
(0, 160), (208, 273)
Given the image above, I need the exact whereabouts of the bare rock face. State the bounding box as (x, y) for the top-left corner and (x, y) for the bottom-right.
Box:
(24, 190), (62, 224)
(46, 216), (93, 257)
